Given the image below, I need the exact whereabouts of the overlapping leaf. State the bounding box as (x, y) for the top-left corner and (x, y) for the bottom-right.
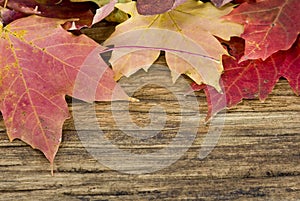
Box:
(104, 0), (243, 91)
(225, 0), (300, 61)
(0, 15), (128, 164)
(0, 0), (96, 27)
(70, 0), (130, 24)
(193, 37), (300, 120)
(136, 0), (187, 15)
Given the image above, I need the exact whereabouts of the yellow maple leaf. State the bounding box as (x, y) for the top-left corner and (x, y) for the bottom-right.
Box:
(104, 0), (243, 91)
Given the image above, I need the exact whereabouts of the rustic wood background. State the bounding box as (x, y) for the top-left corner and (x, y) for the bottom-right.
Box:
(0, 22), (299, 201)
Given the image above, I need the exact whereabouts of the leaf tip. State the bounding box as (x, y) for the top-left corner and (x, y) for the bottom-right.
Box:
(114, 72), (123, 81)
(204, 115), (212, 124)
(129, 97), (140, 102)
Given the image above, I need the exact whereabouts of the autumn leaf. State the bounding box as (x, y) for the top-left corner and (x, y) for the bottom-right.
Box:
(104, 0), (243, 91)
(225, 0), (300, 61)
(70, 0), (130, 23)
(67, 0), (118, 30)
(0, 15), (128, 165)
(193, 36), (300, 120)
(84, 0), (130, 25)
(136, 0), (187, 15)
(0, 0), (96, 27)
(92, 0), (118, 25)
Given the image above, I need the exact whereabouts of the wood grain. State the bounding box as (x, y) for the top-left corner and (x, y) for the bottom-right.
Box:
(0, 22), (299, 201)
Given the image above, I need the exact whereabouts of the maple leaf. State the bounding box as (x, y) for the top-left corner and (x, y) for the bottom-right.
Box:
(104, 0), (243, 91)
(136, 0), (187, 15)
(193, 36), (300, 120)
(0, 15), (129, 165)
(225, 0), (300, 61)
(0, 0), (96, 27)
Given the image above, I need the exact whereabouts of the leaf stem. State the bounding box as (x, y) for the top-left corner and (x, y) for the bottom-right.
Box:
(4, 0), (8, 8)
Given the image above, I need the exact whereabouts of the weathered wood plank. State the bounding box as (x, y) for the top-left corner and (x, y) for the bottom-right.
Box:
(0, 22), (299, 201)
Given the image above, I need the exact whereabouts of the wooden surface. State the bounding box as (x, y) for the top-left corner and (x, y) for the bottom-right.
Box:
(0, 23), (300, 201)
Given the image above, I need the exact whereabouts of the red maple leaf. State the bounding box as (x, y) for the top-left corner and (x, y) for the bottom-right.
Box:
(225, 0), (300, 61)
(0, 16), (128, 165)
(193, 36), (300, 120)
